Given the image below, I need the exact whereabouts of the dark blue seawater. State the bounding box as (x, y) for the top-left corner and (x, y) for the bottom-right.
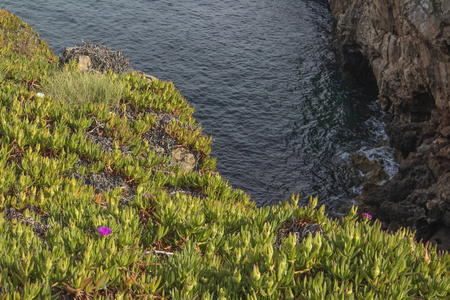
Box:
(1, 0), (397, 211)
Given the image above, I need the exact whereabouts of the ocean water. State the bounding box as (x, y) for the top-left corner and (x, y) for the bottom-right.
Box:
(1, 0), (397, 212)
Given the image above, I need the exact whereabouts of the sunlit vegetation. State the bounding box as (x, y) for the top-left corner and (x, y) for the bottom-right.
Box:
(0, 9), (449, 299)
(42, 62), (126, 111)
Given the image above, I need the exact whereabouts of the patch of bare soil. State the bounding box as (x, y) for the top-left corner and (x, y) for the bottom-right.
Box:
(3, 205), (50, 239)
(274, 217), (325, 248)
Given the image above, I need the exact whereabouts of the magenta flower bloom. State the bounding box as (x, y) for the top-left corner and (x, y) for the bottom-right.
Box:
(143, 194), (150, 197)
(364, 213), (372, 219)
(98, 226), (112, 236)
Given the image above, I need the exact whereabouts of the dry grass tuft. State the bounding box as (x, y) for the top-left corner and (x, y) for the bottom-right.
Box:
(42, 67), (125, 110)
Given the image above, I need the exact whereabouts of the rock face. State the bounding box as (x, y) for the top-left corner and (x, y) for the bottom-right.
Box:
(329, 0), (449, 121)
(328, 0), (450, 250)
(355, 111), (450, 250)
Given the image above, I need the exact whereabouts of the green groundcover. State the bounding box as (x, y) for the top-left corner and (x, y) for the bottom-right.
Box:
(0, 9), (449, 299)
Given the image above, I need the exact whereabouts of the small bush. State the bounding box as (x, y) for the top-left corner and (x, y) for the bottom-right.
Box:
(42, 64), (125, 111)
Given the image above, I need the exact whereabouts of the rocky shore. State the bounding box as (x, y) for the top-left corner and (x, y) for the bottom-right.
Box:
(328, 0), (450, 250)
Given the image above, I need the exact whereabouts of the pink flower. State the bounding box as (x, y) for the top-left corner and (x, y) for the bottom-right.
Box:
(98, 226), (112, 236)
(364, 213), (372, 219)
(143, 194), (150, 197)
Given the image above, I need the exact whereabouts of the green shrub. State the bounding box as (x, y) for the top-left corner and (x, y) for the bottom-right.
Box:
(42, 62), (125, 111)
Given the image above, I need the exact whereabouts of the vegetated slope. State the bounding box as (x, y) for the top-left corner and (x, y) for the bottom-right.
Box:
(0, 9), (449, 299)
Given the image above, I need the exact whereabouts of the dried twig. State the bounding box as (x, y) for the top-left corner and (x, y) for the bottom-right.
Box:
(145, 250), (174, 256)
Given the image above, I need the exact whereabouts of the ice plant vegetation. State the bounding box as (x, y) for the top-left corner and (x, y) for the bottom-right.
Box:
(0, 9), (449, 299)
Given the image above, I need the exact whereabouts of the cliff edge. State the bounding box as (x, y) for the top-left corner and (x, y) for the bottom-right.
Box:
(328, 0), (450, 250)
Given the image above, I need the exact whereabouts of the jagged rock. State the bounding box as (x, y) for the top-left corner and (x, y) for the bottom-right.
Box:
(329, 0), (450, 250)
(429, 226), (450, 251)
(351, 153), (389, 184)
(60, 42), (132, 74)
(441, 126), (450, 138)
(385, 121), (423, 158)
(329, 0), (449, 122)
(60, 44), (158, 82)
(354, 118), (450, 250)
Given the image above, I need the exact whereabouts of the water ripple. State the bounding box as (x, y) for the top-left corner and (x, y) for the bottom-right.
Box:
(1, 0), (394, 210)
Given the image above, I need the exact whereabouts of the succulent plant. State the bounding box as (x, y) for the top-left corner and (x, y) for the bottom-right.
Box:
(0, 9), (449, 299)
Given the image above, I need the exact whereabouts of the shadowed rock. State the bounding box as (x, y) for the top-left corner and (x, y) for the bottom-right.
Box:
(329, 0), (450, 250)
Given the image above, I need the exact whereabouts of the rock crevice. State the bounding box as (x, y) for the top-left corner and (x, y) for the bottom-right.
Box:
(329, 0), (449, 122)
(328, 0), (450, 250)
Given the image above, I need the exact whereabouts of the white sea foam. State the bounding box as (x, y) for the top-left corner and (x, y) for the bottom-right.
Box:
(356, 146), (399, 179)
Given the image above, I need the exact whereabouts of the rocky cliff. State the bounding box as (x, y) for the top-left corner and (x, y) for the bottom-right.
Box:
(328, 0), (450, 250)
